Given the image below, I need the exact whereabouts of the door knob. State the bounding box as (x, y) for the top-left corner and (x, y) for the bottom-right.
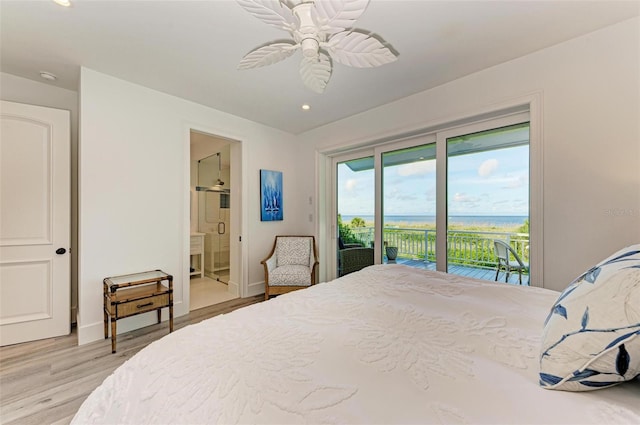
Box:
(56, 248), (67, 255)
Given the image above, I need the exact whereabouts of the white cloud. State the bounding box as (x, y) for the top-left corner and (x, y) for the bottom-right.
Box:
(453, 192), (476, 203)
(503, 175), (526, 189)
(449, 192), (481, 213)
(453, 192), (464, 202)
(478, 159), (498, 177)
(397, 160), (436, 176)
(345, 179), (357, 191)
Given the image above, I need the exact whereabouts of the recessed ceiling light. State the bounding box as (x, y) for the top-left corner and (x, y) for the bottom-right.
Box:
(53, 0), (71, 6)
(301, 104), (311, 111)
(40, 71), (58, 81)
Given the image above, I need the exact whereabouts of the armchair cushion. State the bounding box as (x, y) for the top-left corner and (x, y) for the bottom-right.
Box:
(276, 237), (312, 267)
(269, 265), (313, 286)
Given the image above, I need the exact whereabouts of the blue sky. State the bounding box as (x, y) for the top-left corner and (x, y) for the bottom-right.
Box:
(338, 145), (529, 216)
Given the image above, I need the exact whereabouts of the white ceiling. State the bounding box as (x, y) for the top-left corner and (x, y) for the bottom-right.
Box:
(1, 0), (638, 134)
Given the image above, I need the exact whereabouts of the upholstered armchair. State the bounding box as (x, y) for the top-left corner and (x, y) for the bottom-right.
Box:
(261, 235), (319, 300)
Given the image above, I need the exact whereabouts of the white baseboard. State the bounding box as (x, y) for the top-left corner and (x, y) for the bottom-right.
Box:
(77, 301), (184, 345)
(77, 319), (104, 345)
(246, 281), (265, 298)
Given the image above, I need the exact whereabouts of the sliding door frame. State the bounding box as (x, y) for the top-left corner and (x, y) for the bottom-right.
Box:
(329, 149), (376, 277)
(374, 134), (437, 264)
(320, 94), (543, 286)
(436, 112), (531, 273)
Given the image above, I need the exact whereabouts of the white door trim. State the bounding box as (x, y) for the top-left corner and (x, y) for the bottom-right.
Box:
(182, 122), (246, 316)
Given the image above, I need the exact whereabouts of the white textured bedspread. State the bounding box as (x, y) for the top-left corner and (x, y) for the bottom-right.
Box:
(73, 265), (640, 424)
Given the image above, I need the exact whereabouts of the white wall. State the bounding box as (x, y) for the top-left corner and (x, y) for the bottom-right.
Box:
(11, 17), (639, 346)
(298, 17), (640, 292)
(78, 68), (306, 344)
(0, 72), (80, 323)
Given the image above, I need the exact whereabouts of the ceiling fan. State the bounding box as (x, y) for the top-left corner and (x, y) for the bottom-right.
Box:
(236, 0), (398, 93)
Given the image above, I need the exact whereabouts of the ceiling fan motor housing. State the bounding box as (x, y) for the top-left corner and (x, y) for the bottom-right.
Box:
(293, 2), (320, 59)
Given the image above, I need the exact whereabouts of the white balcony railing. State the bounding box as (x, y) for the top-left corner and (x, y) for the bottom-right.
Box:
(346, 227), (529, 270)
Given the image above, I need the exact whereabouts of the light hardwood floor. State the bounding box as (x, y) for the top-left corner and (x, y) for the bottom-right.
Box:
(0, 295), (263, 425)
(190, 276), (237, 310)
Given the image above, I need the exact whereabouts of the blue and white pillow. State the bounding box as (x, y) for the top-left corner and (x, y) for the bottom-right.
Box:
(539, 244), (640, 391)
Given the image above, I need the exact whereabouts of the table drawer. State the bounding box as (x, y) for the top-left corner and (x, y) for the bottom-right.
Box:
(118, 293), (170, 317)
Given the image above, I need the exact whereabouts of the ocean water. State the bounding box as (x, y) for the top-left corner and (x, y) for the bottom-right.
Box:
(340, 215), (527, 227)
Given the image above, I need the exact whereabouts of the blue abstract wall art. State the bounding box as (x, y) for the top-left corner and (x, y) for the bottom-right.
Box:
(260, 169), (283, 221)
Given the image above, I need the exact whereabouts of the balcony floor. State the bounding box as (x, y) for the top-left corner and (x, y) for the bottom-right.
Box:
(393, 257), (529, 286)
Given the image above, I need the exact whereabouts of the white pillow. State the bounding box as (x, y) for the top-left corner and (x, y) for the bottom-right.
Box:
(539, 244), (640, 391)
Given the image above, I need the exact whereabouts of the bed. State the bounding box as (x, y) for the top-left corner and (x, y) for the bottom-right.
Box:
(72, 264), (640, 424)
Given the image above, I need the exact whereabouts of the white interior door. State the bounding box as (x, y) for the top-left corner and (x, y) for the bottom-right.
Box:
(0, 100), (70, 346)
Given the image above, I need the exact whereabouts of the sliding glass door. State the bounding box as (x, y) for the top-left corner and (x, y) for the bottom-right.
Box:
(382, 143), (436, 266)
(329, 110), (536, 284)
(335, 155), (375, 276)
(446, 123), (530, 284)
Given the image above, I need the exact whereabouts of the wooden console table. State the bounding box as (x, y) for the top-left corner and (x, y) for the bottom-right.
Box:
(103, 270), (173, 353)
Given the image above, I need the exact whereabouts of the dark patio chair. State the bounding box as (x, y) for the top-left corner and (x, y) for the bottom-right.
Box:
(338, 246), (374, 277)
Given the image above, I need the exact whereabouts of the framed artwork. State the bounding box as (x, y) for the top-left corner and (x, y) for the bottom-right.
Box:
(260, 169), (283, 221)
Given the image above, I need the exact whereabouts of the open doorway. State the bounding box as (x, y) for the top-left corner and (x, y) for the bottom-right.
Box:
(190, 131), (237, 310)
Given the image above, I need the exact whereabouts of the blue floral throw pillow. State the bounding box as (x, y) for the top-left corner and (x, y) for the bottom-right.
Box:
(539, 244), (640, 391)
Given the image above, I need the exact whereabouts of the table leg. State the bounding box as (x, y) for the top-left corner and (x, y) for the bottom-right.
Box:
(104, 309), (108, 339)
(169, 305), (174, 333)
(157, 308), (161, 324)
(111, 317), (117, 354)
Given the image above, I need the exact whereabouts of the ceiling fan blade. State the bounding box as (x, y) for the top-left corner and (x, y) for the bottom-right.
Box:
(236, 0), (299, 32)
(238, 42), (298, 70)
(311, 0), (370, 34)
(327, 31), (397, 68)
(300, 53), (332, 94)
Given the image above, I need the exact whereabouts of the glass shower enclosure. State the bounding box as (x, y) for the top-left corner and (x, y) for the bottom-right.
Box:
(196, 147), (231, 283)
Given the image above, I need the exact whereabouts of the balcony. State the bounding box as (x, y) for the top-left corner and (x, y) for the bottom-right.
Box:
(347, 227), (530, 285)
